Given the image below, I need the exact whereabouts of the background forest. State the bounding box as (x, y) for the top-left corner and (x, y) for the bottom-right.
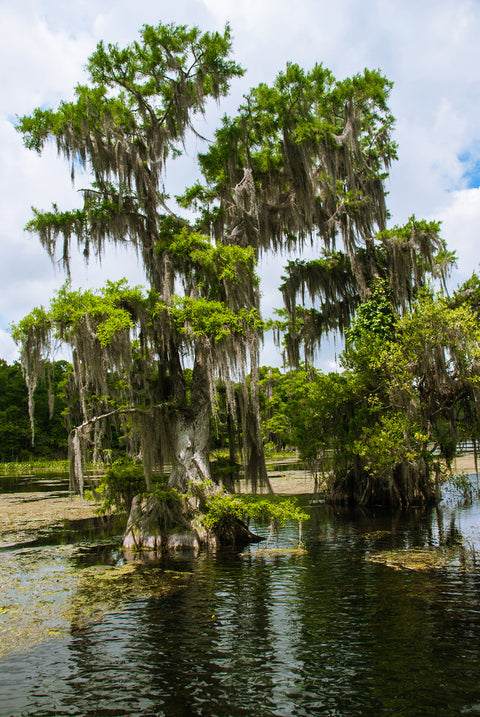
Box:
(0, 359), (68, 461)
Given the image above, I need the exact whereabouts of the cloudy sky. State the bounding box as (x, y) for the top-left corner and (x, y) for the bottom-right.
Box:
(1, 0), (480, 368)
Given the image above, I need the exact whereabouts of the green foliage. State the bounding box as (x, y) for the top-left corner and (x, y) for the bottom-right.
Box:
(258, 366), (293, 450)
(344, 279), (396, 348)
(14, 279), (263, 354)
(258, 364), (362, 466)
(88, 460), (172, 513)
(155, 227), (257, 288)
(0, 460), (69, 476)
(262, 283), (480, 493)
(0, 360), (69, 461)
(451, 272), (480, 316)
(341, 286), (480, 474)
(353, 413), (422, 474)
(9, 307), (51, 344)
(202, 492), (309, 534)
(198, 62), (396, 193)
(51, 281), (141, 347)
(17, 23), (244, 157)
(170, 297), (263, 341)
(88, 461), (147, 513)
(12, 281), (144, 349)
(278, 216), (453, 365)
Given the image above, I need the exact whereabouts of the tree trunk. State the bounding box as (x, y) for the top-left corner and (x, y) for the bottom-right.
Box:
(167, 407), (212, 493)
(123, 347), (218, 552)
(122, 397), (264, 552)
(122, 404), (216, 552)
(328, 459), (438, 508)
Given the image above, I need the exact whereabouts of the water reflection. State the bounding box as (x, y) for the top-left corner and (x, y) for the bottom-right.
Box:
(2, 498), (480, 715)
(0, 474), (69, 493)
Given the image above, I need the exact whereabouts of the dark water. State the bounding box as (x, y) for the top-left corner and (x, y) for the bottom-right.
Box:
(2, 489), (480, 715)
(0, 473), (69, 493)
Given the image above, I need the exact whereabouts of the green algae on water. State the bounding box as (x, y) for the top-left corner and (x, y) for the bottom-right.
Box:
(365, 546), (469, 571)
(0, 547), (190, 658)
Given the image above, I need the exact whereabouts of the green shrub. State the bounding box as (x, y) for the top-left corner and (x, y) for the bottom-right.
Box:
(203, 493), (309, 543)
(89, 461), (146, 513)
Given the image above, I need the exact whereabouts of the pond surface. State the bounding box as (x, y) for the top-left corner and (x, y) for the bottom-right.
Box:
(2, 482), (480, 716)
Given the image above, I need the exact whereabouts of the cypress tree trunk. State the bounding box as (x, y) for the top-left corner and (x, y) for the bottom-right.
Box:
(123, 349), (218, 552)
(328, 459), (438, 508)
(167, 353), (212, 493)
(122, 411), (216, 552)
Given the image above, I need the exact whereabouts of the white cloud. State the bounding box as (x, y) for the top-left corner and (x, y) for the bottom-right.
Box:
(437, 188), (480, 285)
(0, 330), (19, 365)
(0, 10), (93, 115)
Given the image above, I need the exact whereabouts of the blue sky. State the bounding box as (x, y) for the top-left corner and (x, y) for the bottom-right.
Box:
(1, 0), (480, 368)
(459, 149), (480, 189)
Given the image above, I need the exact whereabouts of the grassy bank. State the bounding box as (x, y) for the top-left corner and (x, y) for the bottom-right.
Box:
(0, 460), (70, 477)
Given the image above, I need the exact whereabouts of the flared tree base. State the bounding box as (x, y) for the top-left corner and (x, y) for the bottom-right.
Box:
(328, 460), (439, 508)
(122, 493), (265, 553)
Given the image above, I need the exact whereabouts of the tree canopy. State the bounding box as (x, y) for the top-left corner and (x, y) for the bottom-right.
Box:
(14, 22), (267, 499)
(12, 20), (471, 521)
(261, 282), (480, 506)
(183, 65), (454, 364)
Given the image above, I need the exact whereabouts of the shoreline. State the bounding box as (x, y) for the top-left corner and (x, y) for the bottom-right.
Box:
(1, 454), (478, 541)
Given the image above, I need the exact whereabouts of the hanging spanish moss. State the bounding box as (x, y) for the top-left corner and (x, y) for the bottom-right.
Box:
(13, 23), (277, 549)
(15, 21), (461, 523)
(192, 66), (454, 369)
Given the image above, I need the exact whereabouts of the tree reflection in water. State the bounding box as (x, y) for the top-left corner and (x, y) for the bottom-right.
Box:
(2, 500), (480, 715)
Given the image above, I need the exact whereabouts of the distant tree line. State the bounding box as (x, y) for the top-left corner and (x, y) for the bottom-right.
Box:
(0, 360), (69, 461)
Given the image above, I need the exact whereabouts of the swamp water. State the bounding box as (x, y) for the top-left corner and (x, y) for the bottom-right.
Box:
(1, 480), (480, 715)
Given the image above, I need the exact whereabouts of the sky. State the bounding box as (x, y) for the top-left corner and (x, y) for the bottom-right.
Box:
(1, 0), (480, 369)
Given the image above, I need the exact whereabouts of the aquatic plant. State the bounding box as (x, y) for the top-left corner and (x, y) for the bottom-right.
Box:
(202, 492), (309, 545)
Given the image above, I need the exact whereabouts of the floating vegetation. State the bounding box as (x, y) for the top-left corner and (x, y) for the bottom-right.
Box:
(0, 546), (78, 655)
(366, 547), (458, 571)
(0, 492), (101, 548)
(363, 530), (394, 541)
(0, 547), (190, 658)
(69, 563), (190, 632)
(0, 488), (190, 659)
(245, 546), (307, 558)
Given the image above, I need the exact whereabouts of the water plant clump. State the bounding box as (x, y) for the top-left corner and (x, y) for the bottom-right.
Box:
(365, 546), (473, 572)
(202, 492), (309, 546)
